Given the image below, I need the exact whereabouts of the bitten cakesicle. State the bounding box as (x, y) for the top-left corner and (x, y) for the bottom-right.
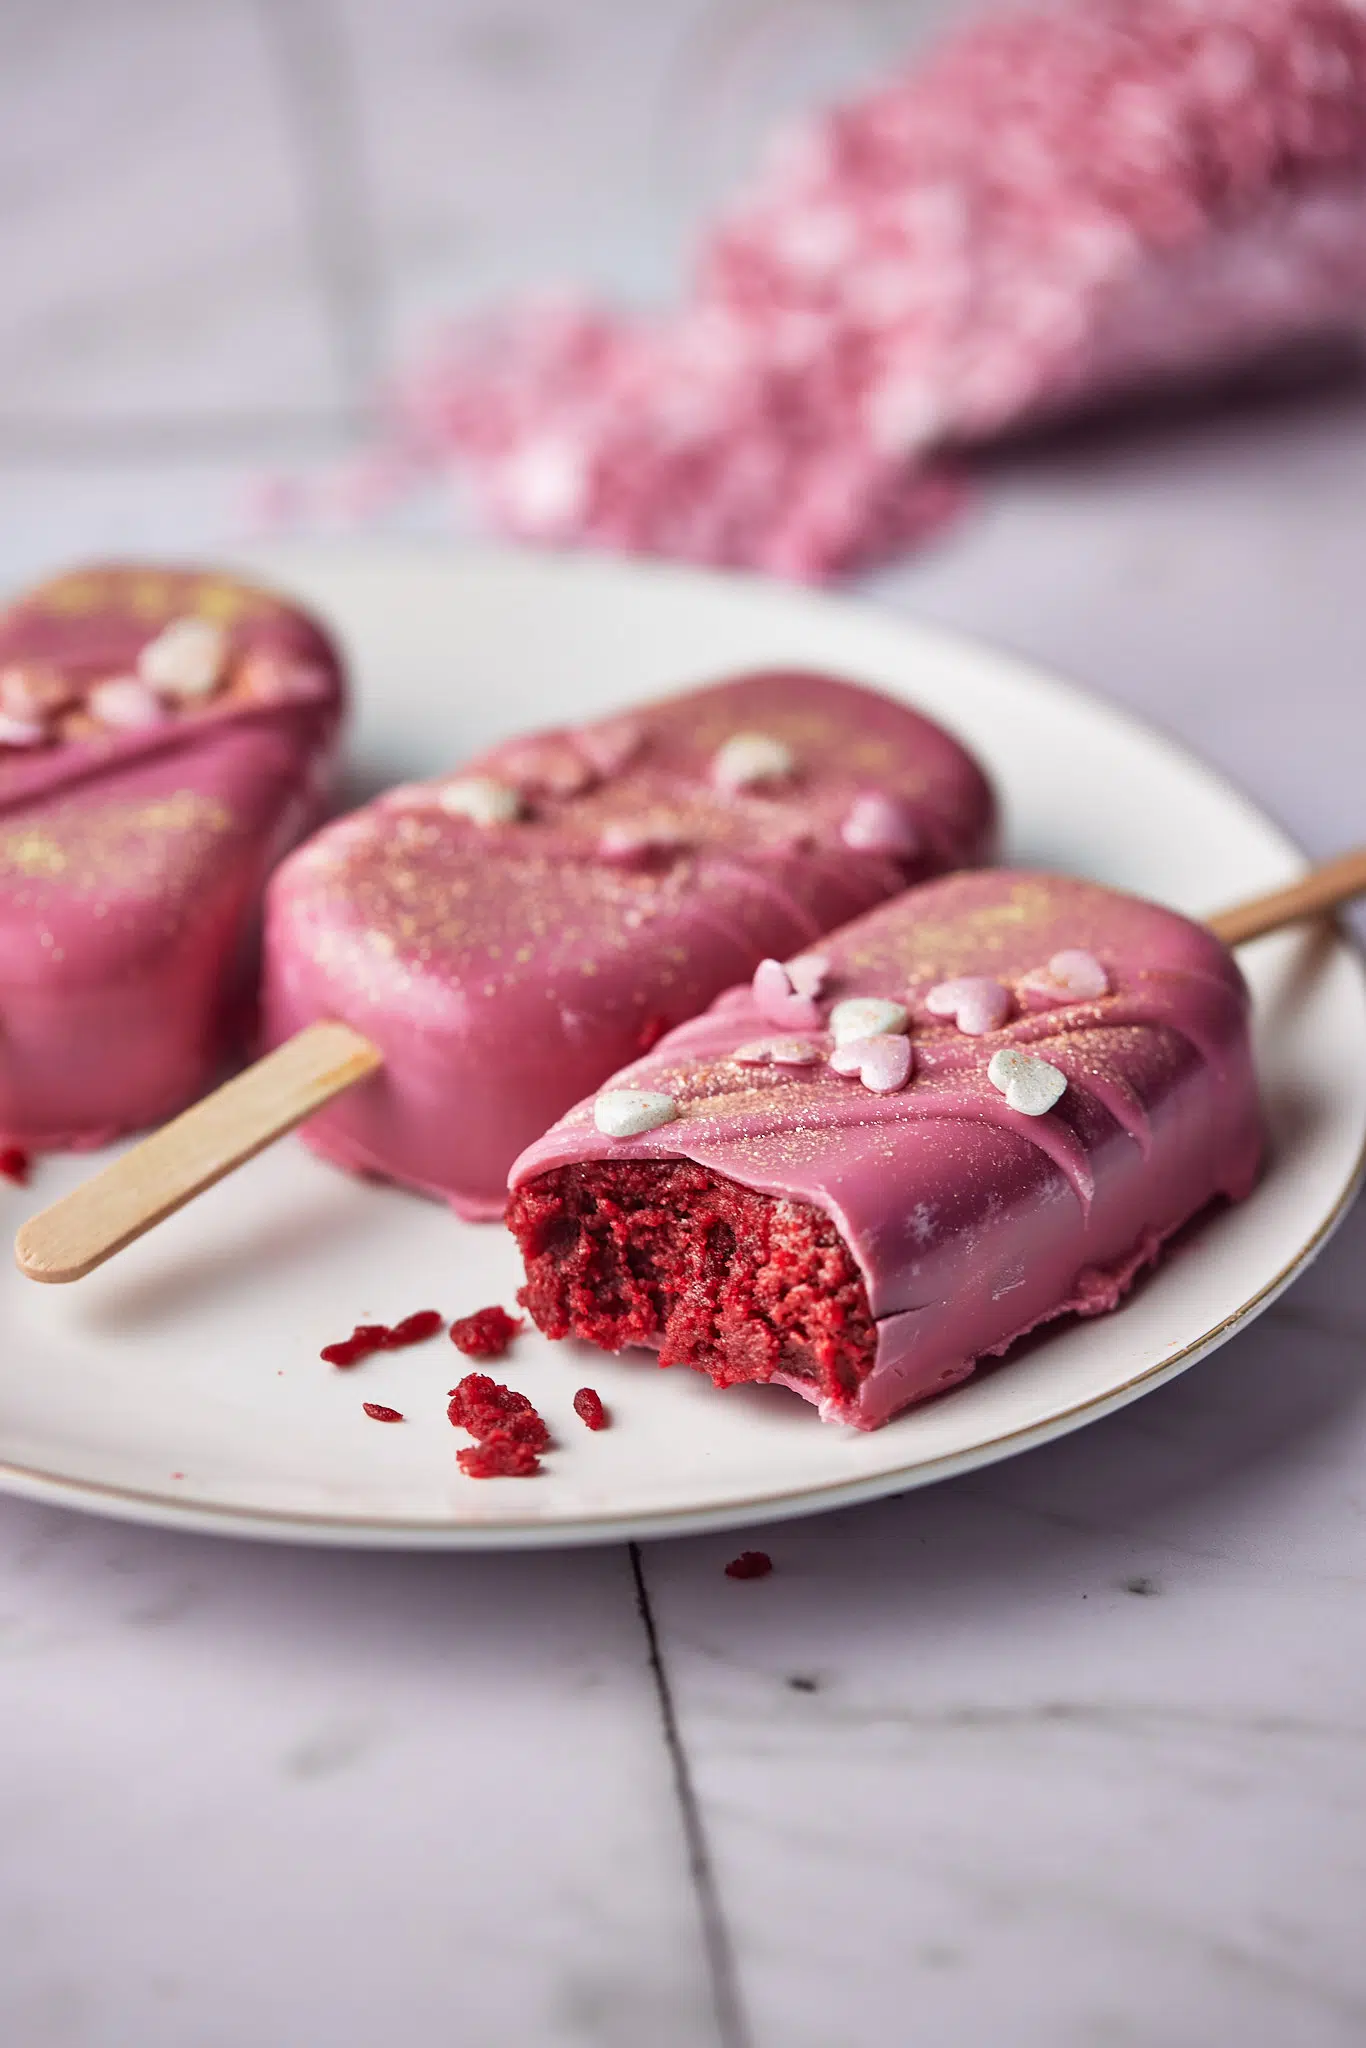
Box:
(508, 870), (1265, 1428)
(261, 668), (996, 1219)
(0, 563), (344, 1151)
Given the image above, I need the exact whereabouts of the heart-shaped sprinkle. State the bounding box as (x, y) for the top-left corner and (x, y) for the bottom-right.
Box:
(732, 1037), (823, 1067)
(0, 663), (70, 721)
(1019, 948), (1110, 1007)
(87, 677), (171, 731)
(711, 731), (795, 792)
(829, 1032), (913, 1093)
(593, 1089), (679, 1138)
(987, 1048), (1067, 1117)
(579, 718), (644, 777)
(829, 995), (909, 1044)
(138, 617), (228, 698)
(0, 711), (47, 748)
(598, 821), (683, 865)
(437, 776), (524, 827)
(786, 952), (830, 1001)
(840, 790), (922, 857)
(236, 650), (330, 704)
(493, 737), (595, 799)
(752, 957), (821, 1028)
(925, 976), (1011, 1036)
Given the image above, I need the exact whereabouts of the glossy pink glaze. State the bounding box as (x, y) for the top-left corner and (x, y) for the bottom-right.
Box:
(510, 871), (1264, 1427)
(0, 565), (345, 1147)
(262, 670), (996, 1218)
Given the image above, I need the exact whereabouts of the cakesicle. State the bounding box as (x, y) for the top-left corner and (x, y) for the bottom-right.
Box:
(262, 668), (995, 1218)
(0, 563), (344, 1149)
(508, 870), (1263, 1427)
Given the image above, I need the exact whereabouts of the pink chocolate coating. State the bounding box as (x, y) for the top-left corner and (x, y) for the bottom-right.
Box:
(262, 669), (996, 1219)
(0, 564), (345, 1148)
(510, 871), (1264, 1427)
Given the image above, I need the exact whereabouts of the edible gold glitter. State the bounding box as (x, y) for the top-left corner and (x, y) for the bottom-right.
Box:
(0, 790), (234, 904)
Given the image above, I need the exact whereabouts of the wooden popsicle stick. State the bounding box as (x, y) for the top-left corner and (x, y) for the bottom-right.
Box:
(1205, 844), (1366, 947)
(13, 847), (1366, 1287)
(14, 1021), (382, 1285)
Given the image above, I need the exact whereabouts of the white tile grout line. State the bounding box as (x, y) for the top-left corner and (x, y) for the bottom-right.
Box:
(630, 1541), (753, 2048)
(251, 0), (388, 405)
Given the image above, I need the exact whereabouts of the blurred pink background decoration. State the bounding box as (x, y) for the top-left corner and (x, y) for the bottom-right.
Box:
(307, 0), (1366, 580)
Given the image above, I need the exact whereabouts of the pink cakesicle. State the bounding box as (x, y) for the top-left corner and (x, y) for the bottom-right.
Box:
(0, 563), (345, 1149)
(262, 668), (996, 1219)
(508, 870), (1263, 1428)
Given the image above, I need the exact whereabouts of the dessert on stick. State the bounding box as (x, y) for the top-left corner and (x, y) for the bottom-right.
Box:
(260, 666), (995, 1218)
(14, 664), (995, 1275)
(0, 563), (345, 1152)
(505, 857), (1366, 1429)
(15, 846), (1366, 1312)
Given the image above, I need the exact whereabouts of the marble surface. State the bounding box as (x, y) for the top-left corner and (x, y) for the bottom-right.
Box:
(3, 3), (1366, 2042)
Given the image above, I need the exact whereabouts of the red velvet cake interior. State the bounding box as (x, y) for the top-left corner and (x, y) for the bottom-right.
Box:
(509, 1160), (876, 1406)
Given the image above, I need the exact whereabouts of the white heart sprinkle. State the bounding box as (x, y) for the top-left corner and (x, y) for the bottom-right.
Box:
(785, 952), (830, 1001)
(987, 1048), (1067, 1117)
(137, 617), (228, 698)
(0, 711), (46, 748)
(87, 677), (170, 731)
(1019, 948), (1110, 1006)
(711, 731), (795, 792)
(925, 976), (1011, 1036)
(752, 957), (821, 1029)
(732, 1038), (823, 1067)
(830, 996), (909, 1044)
(437, 776), (523, 827)
(840, 790), (921, 857)
(593, 1089), (679, 1138)
(829, 1032), (913, 1093)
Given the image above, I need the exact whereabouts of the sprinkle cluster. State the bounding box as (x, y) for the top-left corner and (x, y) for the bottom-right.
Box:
(365, 0), (1366, 578)
(591, 943), (1112, 1131)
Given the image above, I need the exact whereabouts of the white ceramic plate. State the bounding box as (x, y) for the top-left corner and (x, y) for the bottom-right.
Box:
(3, 546), (1363, 1547)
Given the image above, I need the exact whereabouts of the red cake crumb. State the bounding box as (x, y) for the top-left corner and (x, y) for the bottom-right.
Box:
(321, 1309), (444, 1367)
(385, 1309), (444, 1347)
(449, 1304), (524, 1359)
(447, 1372), (550, 1452)
(321, 1323), (391, 1367)
(573, 1387), (608, 1431)
(363, 1402), (405, 1423)
(725, 1551), (773, 1580)
(508, 1160), (876, 1404)
(457, 1434), (542, 1479)
(0, 1145), (30, 1186)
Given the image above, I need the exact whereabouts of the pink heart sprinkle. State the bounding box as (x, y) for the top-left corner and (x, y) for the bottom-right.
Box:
(925, 975), (1011, 1035)
(579, 718), (644, 776)
(1019, 948), (1110, 1008)
(840, 791), (922, 858)
(0, 664), (68, 721)
(237, 650), (330, 704)
(597, 822), (682, 866)
(786, 953), (829, 1001)
(828, 1032), (913, 1093)
(752, 957), (821, 1029)
(0, 711), (47, 748)
(733, 1038), (823, 1067)
(87, 677), (170, 731)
